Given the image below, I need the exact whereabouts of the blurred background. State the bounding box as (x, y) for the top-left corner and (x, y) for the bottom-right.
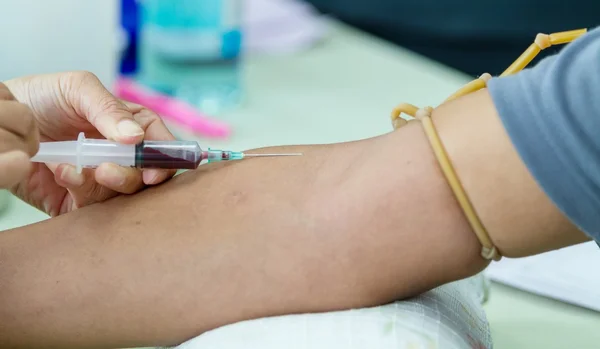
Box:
(1, 0), (599, 140)
(1, 1), (600, 348)
(1, 0), (599, 134)
(307, 0), (600, 76)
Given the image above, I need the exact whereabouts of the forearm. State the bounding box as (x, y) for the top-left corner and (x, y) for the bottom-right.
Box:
(0, 90), (586, 348)
(0, 127), (481, 348)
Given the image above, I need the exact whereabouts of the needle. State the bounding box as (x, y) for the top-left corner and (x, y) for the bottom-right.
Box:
(243, 153), (303, 157)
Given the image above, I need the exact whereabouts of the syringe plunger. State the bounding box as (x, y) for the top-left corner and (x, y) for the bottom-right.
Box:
(32, 133), (137, 173)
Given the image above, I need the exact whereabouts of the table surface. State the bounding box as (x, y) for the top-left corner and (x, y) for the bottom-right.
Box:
(2, 20), (600, 349)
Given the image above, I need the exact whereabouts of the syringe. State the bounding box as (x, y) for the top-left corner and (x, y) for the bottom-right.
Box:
(31, 133), (302, 173)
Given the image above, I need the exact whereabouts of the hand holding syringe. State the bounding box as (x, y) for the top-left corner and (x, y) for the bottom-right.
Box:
(31, 133), (302, 173)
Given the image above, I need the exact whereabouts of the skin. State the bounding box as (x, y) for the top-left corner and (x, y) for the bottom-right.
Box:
(1, 72), (176, 215)
(0, 83), (39, 188)
(0, 89), (589, 348)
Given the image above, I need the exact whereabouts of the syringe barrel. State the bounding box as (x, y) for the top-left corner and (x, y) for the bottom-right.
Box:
(135, 141), (202, 169)
(32, 133), (204, 172)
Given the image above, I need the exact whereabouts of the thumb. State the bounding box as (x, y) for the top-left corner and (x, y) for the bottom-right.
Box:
(63, 71), (144, 144)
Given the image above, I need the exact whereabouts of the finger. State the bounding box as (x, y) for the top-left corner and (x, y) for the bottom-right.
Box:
(141, 168), (173, 186)
(133, 108), (176, 141)
(53, 164), (117, 207)
(0, 101), (39, 156)
(0, 128), (30, 154)
(95, 162), (145, 194)
(121, 100), (145, 114)
(0, 150), (31, 189)
(132, 108), (177, 184)
(62, 71), (145, 144)
(0, 82), (16, 101)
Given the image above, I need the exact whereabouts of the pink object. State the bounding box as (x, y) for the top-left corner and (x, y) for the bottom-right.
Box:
(114, 78), (231, 138)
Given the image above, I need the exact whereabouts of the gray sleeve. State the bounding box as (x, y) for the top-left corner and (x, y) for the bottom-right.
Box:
(487, 27), (600, 241)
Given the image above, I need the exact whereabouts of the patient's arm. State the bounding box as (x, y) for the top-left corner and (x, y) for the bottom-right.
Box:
(0, 89), (587, 348)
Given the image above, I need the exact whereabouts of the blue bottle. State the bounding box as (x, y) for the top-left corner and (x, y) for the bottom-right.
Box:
(120, 0), (139, 76)
(137, 0), (242, 114)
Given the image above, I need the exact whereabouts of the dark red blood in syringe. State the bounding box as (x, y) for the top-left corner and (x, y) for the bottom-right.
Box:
(136, 145), (199, 169)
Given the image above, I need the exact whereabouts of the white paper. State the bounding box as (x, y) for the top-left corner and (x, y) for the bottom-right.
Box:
(485, 241), (600, 311)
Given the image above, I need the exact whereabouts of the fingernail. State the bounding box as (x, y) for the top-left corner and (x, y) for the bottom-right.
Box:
(43, 201), (52, 215)
(61, 165), (85, 186)
(117, 119), (144, 138)
(101, 164), (127, 187)
(143, 169), (161, 184)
